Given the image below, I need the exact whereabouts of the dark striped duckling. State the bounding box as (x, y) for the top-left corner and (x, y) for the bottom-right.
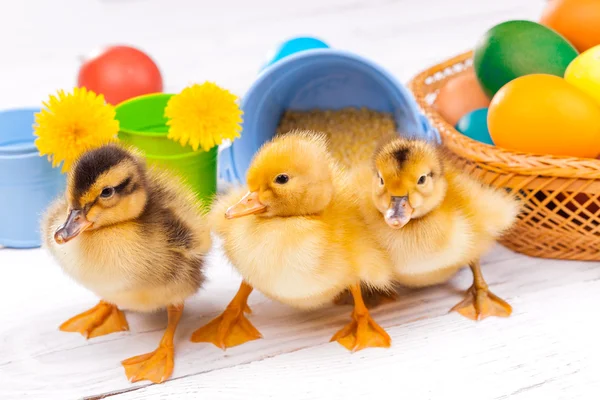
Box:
(42, 143), (211, 384)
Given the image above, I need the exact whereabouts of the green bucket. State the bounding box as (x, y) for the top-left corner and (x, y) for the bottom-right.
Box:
(115, 93), (217, 204)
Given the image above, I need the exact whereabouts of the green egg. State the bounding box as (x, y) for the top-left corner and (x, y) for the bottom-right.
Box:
(473, 20), (579, 98)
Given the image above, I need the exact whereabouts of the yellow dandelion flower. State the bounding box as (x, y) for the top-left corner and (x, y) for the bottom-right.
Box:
(165, 82), (243, 152)
(34, 87), (119, 173)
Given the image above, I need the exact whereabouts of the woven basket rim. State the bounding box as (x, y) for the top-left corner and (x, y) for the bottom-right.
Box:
(407, 51), (600, 180)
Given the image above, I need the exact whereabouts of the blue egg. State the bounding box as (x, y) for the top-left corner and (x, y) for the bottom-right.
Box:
(455, 108), (494, 145)
(261, 37), (329, 70)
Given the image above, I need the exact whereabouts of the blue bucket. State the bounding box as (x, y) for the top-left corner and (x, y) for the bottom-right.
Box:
(0, 108), (66, 248)
(219, 36), (439, 184)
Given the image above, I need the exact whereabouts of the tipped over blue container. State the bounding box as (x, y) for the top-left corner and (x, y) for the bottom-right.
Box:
(219, 36), (439, 184)
(0, 109), (66, 248)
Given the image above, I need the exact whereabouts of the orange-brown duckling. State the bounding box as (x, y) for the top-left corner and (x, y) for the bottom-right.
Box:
(41, 143), (211, 384)
(191, 130), (395, 352)
(353, 137), (519, 320)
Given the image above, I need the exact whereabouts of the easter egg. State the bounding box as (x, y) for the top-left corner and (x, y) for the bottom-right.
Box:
(455, 108), (493, 145)
(565, 45), (600, 107)
(78, 45), (163, 105)
(474, 20), (579, 97)
(433, 70), (490, 126)
(541, 0), (600, 53)
(488, 74), (600, 158)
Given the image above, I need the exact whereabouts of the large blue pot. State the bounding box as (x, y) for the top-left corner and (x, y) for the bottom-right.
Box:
(218, 36), (439, 184)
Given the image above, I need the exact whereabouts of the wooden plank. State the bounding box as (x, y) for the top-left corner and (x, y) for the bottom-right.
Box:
(1, 244), (598, 399)
(112, 280), (600, 400)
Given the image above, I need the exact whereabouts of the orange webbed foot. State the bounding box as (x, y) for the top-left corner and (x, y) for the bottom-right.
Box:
(190, 304), (262, 350)
(331, 310), (392, 352)
(59, 301), (129, 339)
(452, 261), (512, 321)
(122, 345), (174, 384)
(331, 284), (391, 352)
(121, 304), (183, 384)
(191, 281), (261, 350)
(451, 286), (512, 321)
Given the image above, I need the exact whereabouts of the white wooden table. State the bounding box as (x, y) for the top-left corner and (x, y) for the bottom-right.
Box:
(2, 0), (599, 399)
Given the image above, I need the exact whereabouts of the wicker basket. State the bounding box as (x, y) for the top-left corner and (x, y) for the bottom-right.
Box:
(408, 51), (600, 261)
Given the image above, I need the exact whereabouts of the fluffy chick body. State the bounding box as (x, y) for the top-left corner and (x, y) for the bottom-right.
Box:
(210, 132), (393, 310)
(355, 138), (519, 287)
(42, 145), (211, 312)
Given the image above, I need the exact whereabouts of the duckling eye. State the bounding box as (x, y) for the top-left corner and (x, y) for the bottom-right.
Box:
(274, 174), (289, 184)
(417, 175), (427, 185)
(100, 187), (115, 199)
(379, 176), (384, 186)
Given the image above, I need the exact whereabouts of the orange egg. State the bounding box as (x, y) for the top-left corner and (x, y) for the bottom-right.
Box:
(488, 74), (600, 158)
(541, 0), (600, 53)
(434, 70), (490, 126)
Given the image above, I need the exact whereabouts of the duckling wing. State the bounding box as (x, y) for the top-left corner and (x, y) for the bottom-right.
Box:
(446, 167), (519, 238)
(146, 168), (212, 253)
(125, 170), (212, 295)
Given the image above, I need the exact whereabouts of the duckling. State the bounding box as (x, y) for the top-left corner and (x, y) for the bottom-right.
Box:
(353, 137), (519, 320)
(41, 143), (211, 383)
(191, 130), (395, 352)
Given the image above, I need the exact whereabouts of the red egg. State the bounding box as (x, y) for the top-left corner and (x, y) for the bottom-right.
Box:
(77, 45), (163, 105)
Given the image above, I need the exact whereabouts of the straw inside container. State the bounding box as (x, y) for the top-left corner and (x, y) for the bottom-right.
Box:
(277, 107), (397, 168)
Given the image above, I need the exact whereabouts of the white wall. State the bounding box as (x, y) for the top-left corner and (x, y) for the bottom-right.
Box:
(0, 0), (545, 109)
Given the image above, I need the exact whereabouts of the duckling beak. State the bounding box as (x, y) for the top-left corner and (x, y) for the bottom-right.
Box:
(225, 191), (267, 219)
(385, 196), (413, 229)
(54, 209), (92, 244)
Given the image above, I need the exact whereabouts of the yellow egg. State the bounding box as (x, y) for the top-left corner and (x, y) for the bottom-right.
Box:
(488, 74), (600, 159)
(565, 45), (600, 107)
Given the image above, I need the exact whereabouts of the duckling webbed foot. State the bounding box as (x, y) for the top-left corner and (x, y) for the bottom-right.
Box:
(191, 282), (262, 350)
(331, 284), (391, 352)
(122, 304), (182, 384)
(122, 345), (174, 384)
(59, 301), (129, 339)
(451, 261), (512, 320)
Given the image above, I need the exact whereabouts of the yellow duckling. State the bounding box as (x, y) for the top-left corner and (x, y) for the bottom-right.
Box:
(353, 137), (519, 320)
(191, 130), (395, 351)
(42, 143), (211, 383)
